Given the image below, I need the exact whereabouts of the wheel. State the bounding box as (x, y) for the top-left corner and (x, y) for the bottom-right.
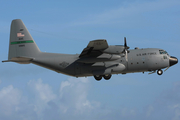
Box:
(157, 69), (163, 75)
(94, 75), (102, 81)
(103, 74), (112, 80)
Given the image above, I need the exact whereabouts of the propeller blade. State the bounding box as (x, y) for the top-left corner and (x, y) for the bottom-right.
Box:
(123, 37), (129, 62)
(124, 37), (129, 49)
(124, 37), (127, 47)
(125, 50), (128, 62)
(124, 37), (127, 48)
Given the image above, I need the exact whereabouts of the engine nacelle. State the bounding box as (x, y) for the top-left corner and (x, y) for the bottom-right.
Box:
(92, 63), (125, 75)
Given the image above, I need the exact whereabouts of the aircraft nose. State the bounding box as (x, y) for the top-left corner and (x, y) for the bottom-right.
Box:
(169, 56), (178, 66)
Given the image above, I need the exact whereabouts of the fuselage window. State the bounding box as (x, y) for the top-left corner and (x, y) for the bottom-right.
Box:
(163, 56), (167, 59)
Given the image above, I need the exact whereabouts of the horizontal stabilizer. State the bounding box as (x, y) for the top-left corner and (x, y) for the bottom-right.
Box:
(2, 57), (34, 64)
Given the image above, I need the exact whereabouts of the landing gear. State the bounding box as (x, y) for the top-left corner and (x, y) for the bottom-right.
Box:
(94, 75), (102, 81)
(94, 74), (112, 81)
(157, 69), (163, 75)
(103, 74), (112, 80)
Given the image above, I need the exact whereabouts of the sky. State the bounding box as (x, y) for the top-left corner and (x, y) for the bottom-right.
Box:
(0, 0), (180, 120)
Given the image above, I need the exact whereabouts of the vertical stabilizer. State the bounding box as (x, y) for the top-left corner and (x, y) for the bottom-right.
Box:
(8, 19), (40, 60)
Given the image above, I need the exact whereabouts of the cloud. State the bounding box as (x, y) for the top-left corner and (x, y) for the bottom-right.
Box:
(0, 85), (22, 119)
(0, 77), (101, 120)
(0, 85), (21, 115)
(28, 79), (57, 119)
(57, 77), (101, 120)
(28, 79), (57, 103)
(59, 77), (96, 114)
(0, 78), (180, 120)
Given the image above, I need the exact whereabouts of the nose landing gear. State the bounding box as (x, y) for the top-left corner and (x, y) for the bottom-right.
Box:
(149, 69), (163, 75)
(157, 69), (163, 75)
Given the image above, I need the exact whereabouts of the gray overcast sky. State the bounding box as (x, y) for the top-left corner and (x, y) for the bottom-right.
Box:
(0, 0), (180, 120)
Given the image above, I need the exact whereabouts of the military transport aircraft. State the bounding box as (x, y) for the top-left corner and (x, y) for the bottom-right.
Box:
(2, 19), (178, 81)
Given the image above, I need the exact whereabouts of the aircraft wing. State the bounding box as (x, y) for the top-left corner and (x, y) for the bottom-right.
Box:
(79, 39), (108, 57)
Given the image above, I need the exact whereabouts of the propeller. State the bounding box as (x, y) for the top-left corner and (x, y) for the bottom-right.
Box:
(123, 37), (130, 62)
(124, 37), (130, 50)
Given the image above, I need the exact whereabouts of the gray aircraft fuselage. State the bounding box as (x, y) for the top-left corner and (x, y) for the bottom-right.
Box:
(2, 19), (178, 81)
(29, 48), (174, 77)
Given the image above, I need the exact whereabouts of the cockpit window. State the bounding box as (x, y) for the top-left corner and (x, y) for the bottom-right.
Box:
(159, 50), (167, 54)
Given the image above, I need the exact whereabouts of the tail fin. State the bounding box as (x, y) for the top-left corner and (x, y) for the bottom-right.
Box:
(6, 19), (40, 63)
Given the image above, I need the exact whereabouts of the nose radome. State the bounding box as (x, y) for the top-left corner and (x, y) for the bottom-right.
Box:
(169, 56), (178, 66)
